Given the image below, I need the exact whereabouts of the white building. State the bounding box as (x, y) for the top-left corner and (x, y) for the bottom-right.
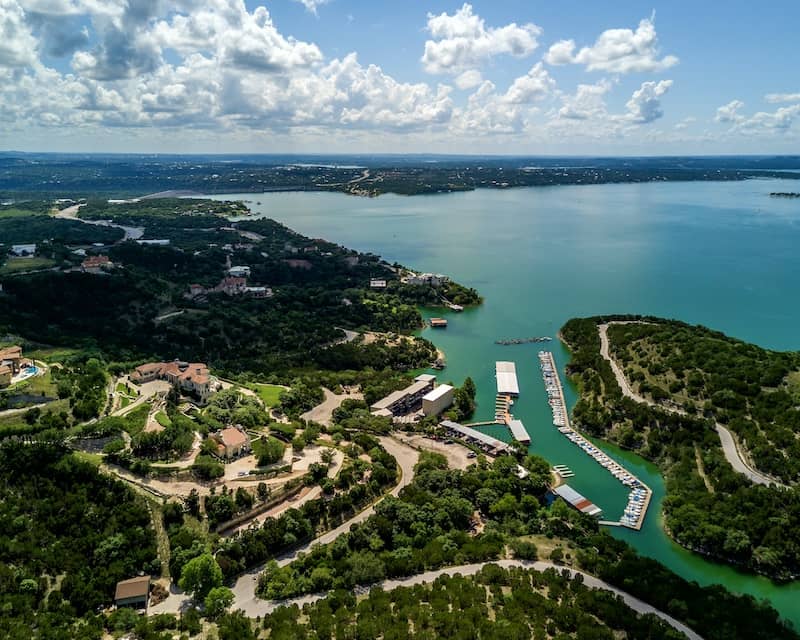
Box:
(137, 239), (170, 246)
(369, 278), (387, 288)
(229, 266), (251, 278)
(403, 272), (450, 287)
(422, 384), (454, 417)
(10, 244), (36, 257)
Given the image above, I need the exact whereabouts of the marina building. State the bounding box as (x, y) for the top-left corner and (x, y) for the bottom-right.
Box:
(422, 384), (454, 416)
(370, 374), (436, 418)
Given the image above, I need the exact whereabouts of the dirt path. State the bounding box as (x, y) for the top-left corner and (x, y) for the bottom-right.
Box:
(694, 446), (715, 494)
(598, 322), (785, 488)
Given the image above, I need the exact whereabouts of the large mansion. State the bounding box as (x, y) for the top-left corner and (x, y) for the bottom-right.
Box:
(131, 360), (214, 403)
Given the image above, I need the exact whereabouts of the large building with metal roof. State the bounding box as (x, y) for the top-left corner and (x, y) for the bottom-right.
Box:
(496, 361), (520, 396)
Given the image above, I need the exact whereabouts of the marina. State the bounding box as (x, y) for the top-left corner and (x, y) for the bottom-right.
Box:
(440, 420), (511, 455)
(552, 484), (603, 518)
(553, 464), (574, 478)
(495, 361), (520, 396)
(538, 350), (652, 531)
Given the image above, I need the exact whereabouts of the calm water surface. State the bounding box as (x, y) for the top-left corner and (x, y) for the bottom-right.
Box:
(215, 179), (800, 627)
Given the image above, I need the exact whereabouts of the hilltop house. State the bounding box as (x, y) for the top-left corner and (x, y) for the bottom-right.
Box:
(131, 360), (213, 403)
(114, 576), (150, 611)
(0, 346), (24, 388)
(403, 272), (450, 287)
(212, 426), (251, 459)
(81, 255), (113, 273)
(10, 244), (36, 257)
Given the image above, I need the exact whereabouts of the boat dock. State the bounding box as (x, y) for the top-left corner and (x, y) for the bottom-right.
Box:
(553, 464), (574, 478)
(508, 419), (531, 444)
(441, 420), (511, 456)
(538, 350), (652, 531)
(552, 484), (602, 518)
(496, 361), (520, 396)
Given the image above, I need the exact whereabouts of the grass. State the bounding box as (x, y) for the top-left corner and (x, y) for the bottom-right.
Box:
(154, 411), (172, 428)
(250, 383), (287, 407)
(25, 347), (80, 363)
(72, 451), (102, 466)
(0, 208), (44, 219)
(119, 396), (131, 409)
(122, 404), (150, 438)
(0, 257), (56, 275)
(13, 370), (58, 398)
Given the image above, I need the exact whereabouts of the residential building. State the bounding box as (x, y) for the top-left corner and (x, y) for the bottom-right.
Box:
(402, 272), (450, 287)
(186, 283), (206, 298)
(215, 276), (247, 296)
(422, 384), (454, 417)
(245, 286), (273, 298)
(115, 576), (150, 611)
(10, 244), (36, 257)
(131, 360), (213, 403)
(369, 278), (387, 288)
(228, 265), (251, 278)
(0, 346), (23, 386)
(136, 239), (170, 246)
(213, 426), (251, 459)
(81, 255), (113, 273)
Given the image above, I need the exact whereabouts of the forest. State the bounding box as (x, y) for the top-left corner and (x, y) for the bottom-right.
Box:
(562, 315), (800, 581)
(0, 443), (157, 640)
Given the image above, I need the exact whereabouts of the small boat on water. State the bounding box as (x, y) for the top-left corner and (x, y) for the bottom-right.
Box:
(430, 318), (448, 328)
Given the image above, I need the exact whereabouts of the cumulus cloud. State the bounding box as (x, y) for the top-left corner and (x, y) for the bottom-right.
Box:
(765, 92), (800, 104)
(715, 99), (744, 123)
(624, 79), (672, 123)
(544, 17), (678, 74)
(557, 80), (613, 120)
(293, 0), (329, 15)
(422, 3), (541, 75)
(454, 69), (482, 90)
(0, 0), (39, 67)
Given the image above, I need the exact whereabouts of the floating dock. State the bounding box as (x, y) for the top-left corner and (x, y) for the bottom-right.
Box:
(495, 361), (520, 396)
(430, 318), (448, 328)
(553, 464), (574, 478)
(552, 484), (602, 518)
(538, 350), (652, 531)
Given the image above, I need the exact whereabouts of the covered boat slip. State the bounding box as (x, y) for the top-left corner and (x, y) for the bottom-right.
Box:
(441, 420), (511, 455)
(507, 419), (531, 443)
(552, 483), (603, 517)
(495, 361), (519, 396)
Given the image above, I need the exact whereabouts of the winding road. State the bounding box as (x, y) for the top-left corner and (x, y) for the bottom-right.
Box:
(150, 435), (419, 616)
(598, 322), (785, 487)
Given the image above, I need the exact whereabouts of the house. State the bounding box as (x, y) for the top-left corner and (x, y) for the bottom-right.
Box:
(403, 272), (450, 287)
(136, 239), (170, 246)
(115, 576), (150, 611)
(131, 360), (213, 403)
(10, 244), (36, 257)
(215, 276), (247, 296)
(81, 255), (113, 273)
(370, 374), (436, 419)
(245, 286), (273, 298)
(228, 265), (251, 278)
(369, 278), (387, 289)
(186, 283), (206, 298)
(0, 346), (23, 387)
(213, 426), (251, 459)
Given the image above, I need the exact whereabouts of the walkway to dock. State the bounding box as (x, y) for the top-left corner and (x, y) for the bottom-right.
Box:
(538, 351), (652, 531)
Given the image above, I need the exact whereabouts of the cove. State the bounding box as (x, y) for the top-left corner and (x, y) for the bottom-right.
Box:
(216, 177), (800, 628)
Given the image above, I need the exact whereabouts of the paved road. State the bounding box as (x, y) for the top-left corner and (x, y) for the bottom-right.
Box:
(223, 559), (703, 639)
(150, 435), (419, 616)
(300, 387), (364, 427)
(598, 322), (785, 488)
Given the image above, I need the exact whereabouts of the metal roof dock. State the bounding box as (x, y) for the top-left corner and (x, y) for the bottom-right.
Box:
(495, 361), (519, 396)
(507, 419), (531, 443)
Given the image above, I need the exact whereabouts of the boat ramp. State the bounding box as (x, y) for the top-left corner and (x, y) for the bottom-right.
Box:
(538, 350), (652, 531)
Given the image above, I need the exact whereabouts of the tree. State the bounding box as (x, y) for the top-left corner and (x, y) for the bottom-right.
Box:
(178, 553), (223, 601)
(204, 586), (234, 619)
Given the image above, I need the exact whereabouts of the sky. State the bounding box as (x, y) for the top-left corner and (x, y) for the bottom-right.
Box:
(1, 0), (799, 155)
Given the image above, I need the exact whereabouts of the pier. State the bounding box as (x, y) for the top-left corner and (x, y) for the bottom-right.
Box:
(538, 350), (652, 531)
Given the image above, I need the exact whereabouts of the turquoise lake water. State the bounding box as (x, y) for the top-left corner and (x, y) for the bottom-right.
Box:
(216, 178), (800, 628)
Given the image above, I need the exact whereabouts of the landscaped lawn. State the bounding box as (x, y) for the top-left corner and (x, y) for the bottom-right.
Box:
(154, 410), (172, 427)
(0, 257), (56, 275)
(250, 383), (287, 407)
(0, 208), (45, 218)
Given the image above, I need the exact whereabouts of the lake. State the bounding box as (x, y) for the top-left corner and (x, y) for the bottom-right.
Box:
(214, 178), (800, 628)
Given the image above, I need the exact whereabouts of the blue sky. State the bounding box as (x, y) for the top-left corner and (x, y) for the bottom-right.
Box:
(2, 0), (799, 154)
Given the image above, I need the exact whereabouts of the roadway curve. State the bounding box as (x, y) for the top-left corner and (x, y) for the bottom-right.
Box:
(598, 322), (785, 488)
(225, 559), (703, 640)
(150, 435), (419, 616)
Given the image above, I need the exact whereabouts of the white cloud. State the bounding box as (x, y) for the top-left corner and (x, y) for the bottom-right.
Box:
(735, 105), (800, 134)
(557, 80), (613, 120)
(0, 0), (39, 67)
(765, 92), (800, 104)
(715, 99), (744, 123)
(624, 79), (672, 123)
(422, 3), (541, 75)
(544, 17), (678, 74)
(504, 62), (555, 104)
(293, 0), (329, 15)
(454, 69), (482, 90)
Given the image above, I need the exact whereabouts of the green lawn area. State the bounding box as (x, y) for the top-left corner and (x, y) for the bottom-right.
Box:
(0, 208), (44, 218)
(72, 451), (102, 466)
(119, 396), (131, 409)
(0, 257), (56, 275)
(13, 370), (58, 398)
(121, 404), (150, 437)
(154, 410), (172, 428)
(249, 383), (287, 407)
(25, 347), (80, 363)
